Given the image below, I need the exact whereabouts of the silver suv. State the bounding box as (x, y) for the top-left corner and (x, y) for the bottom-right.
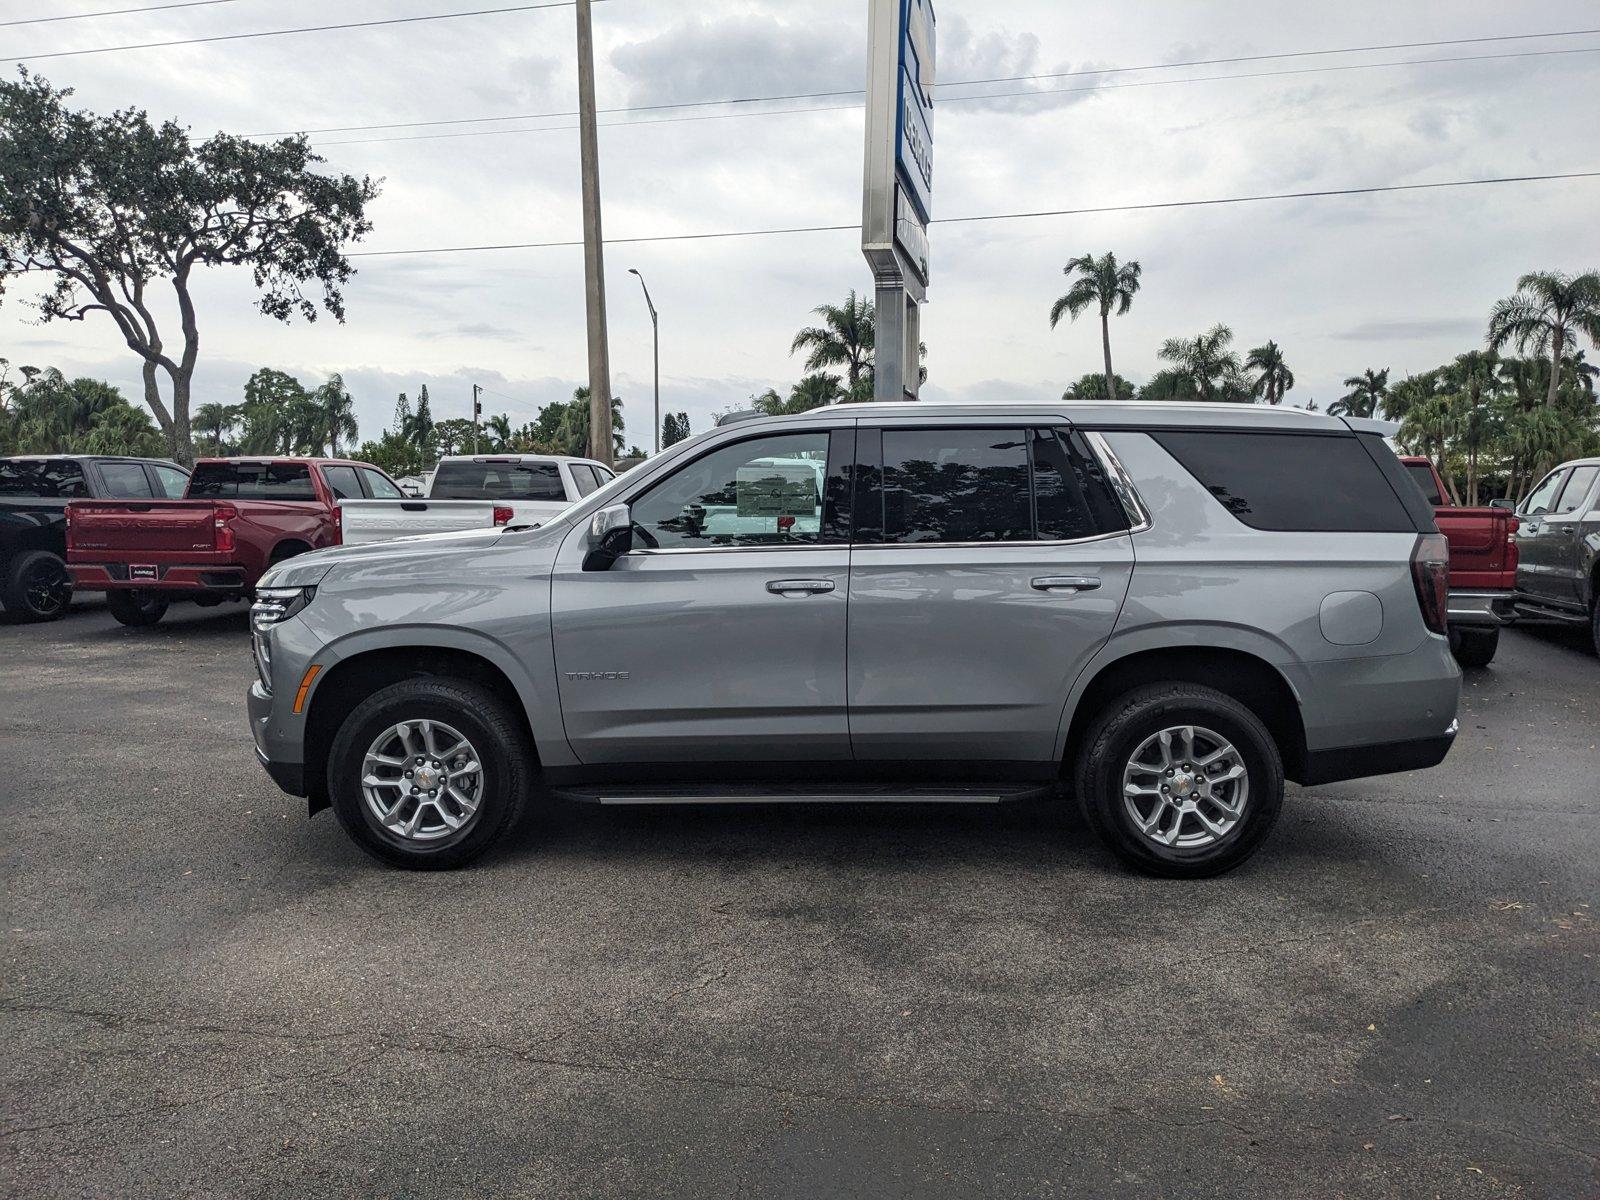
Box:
(248, 402), (1461, 878)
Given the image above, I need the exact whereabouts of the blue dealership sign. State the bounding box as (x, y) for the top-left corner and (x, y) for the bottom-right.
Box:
(896, 0), (935, 224)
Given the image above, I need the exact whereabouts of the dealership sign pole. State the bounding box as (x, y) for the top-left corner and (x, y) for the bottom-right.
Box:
(862, 0), (934, 402)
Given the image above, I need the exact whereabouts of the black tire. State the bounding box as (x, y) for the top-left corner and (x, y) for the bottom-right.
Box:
(1, 550), (72, 622)
(327, 677), (534, 870)
(1073, 683), (1284, 879)
(1591, 595), (1599, 659)
(106, 590), (169, 627)
(1450, 627), (1499, 669)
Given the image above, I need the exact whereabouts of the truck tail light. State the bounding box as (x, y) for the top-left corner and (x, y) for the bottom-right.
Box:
(332, 502), (344, 545)
(214, 503), (238, 554)
(1410, 533), (1449, 635)
(493, 505), (514, 526)
(1506, 517), (1519, 572)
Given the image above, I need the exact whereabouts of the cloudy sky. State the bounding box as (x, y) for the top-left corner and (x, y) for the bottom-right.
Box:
(3, 0), (1597, 447)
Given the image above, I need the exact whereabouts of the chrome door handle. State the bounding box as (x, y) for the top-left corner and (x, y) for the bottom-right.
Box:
(1031, 576), (1102, 593)
(766, 578), (835, 596)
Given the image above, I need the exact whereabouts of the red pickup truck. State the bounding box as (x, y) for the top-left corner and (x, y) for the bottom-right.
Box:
(67, 458), (400, 626)
(1399, 456), (1519, 667)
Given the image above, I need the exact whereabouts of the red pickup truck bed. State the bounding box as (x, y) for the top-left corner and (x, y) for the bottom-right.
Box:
(66, 458), (385, 625)
(1399, 456), (1518, 666)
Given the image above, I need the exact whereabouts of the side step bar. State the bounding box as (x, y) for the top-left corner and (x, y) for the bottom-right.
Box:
(554, 783), (1057, 806)
(1513, 598), (1588, 625)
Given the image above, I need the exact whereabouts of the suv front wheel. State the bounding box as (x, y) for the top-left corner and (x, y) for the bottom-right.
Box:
(327, 677), (534, 869)
(1075, 683), (1284, 878)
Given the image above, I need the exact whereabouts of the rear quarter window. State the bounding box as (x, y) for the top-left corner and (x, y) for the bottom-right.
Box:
(0, 459), (87, 497)
(1153, 431), (1417, 533)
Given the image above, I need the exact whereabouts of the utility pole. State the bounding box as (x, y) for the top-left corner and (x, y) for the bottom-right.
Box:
(628, 268), (659, 454)
(471, 383), (483, 453)
(575, 0), (614, 467)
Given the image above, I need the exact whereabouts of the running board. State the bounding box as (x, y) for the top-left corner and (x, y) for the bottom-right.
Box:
(1513, 598), (1588, 625)
(554, 783), (1056, 806)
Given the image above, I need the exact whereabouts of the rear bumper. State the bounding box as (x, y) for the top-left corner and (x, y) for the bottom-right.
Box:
(1298, 721), (1459, 785)
(69, 562), (247, 593)
(1447, 589), (1517, 627)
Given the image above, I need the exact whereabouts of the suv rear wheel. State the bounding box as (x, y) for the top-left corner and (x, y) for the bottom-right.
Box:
(1074, 683), (1284, 878)
(327, 677), (534, 870)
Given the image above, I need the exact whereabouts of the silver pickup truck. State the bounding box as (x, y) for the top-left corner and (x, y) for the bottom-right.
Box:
(337, 455), (615, 545)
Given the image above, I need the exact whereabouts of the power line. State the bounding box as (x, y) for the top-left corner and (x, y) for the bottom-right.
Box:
(248, 27), (1600, 139)
(0, 2), (582, 63)
(308, 47), (1600, 148)
(0, 0), (245, 26)
(345, 171), (1600, 258)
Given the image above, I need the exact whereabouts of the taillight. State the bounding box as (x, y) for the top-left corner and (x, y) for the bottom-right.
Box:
(1410, 533), (1449, 635)
(1506, 518), (1519, 572)
(214, 503), (238, 554)
(332, 503), (343, 545)
(492, 505), (514, 526)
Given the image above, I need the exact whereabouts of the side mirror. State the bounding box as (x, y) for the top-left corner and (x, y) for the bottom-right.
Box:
(1488, 499), (1515, 512)
(582, 503), (633, 572)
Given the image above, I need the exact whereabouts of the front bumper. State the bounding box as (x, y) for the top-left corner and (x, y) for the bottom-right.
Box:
(1446, 589), (1517, 628)
(249, 680), (307, 797)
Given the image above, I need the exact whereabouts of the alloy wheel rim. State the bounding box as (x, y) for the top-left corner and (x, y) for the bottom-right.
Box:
(25, 560), (70, 615)
(361, 719), (486, 842)
(1121, 724), (1250, 852)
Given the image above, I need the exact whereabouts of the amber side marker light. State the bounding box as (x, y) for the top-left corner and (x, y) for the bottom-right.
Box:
(292, 664), (323, 714)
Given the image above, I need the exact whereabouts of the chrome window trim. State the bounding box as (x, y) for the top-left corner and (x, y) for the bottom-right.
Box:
(1083, 430), (1153, 534)
(627, 529), (1133, 556)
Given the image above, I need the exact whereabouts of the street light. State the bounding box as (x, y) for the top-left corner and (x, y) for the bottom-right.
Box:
(628, 268), (660, 455)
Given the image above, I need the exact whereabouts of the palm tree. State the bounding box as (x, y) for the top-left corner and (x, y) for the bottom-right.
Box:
(1050, 251), (1143, 403)
(1329, 368), (1389, 418)
(1155, 324), (1241, 402)
(313, 373), (358, 457)
(1245, 341), (1294, 405)
(1486, 270), (1600, 407)
(1440, 351), (1501, 504)
(791, 291), (874, 395)
(485, 413), (513, 452)
(756, 373), (844, 416)
(193, 402), (237, 456)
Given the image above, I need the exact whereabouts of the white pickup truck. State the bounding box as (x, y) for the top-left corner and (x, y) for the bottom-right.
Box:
(337, 455), (616, 545)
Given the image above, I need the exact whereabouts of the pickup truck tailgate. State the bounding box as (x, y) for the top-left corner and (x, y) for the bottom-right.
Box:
(1436, 507), (1517, 589)
(67, 501), (218, 555)
(337, 500), (501, 545)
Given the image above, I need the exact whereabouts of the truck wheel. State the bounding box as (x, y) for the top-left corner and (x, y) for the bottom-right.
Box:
(1074, 683), (1284, 879)
(2, 550), (72, 622)
(106, 590), (169, 627)
(326, 677), (533, 870)
(1450, 627), (1499, 669)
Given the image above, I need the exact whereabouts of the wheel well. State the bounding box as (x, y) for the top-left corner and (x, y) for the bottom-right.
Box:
(269, 539), (313, 564)
(1063, 647), (1306, 782)
(302, 646), (537, 806)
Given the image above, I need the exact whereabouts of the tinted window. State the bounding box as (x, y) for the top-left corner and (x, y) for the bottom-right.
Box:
(595, 466), (615, 484)
(1521, 470), (1566, 517)
(569, 464), (600, 497)
(633, 432), (830, 548)
(881, 428), (1031, 544)
(322, 465), (362, 500)
(1405, 461), (1444, 506)
(1034, 429), (1129, 539)
(359, 468), (404, 500)
(0, 459), (87, 497)
(151, 464), (189, 498)
(97, 461), (155, 499)
(188, 462), (316, 501)
(431, 460), (564, 501)
(1154, 431), (1415, 532)
(1554, 466), (1597, 515)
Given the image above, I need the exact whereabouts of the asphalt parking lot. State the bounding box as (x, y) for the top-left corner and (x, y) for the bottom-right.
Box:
(2, 601), (1596, 1198)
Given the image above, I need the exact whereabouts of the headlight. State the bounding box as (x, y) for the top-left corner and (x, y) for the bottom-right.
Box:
(251, 586), (315, 692)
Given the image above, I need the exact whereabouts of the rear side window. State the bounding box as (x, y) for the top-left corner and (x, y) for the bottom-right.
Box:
(189, 462), (316, 501)
(0, 459), (87, 497)
(151, 464), (189, 498)
(569, 464), (600, 497)
(1034, 429), (1130, 539)
(1154, 431), (1415, 532)
(359, 468), (404, 499)
(1404, 461), (1443, 506)
(1520, 470), (1566, 517)
(98, 461), (155, 498)
(881, 428), (1032, 543)
(322, 465), (362, 499)
(1554, 466), (1597, 515)
(431, 460), (564, 501)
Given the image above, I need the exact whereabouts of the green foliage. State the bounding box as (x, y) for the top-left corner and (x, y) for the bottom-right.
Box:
(1486, 270), (1600, 407)
(0, 69), (379, 462)
(1063, 373), (1136, 401)
(791, 290), (875, 391)
(1153, 324), (1248, 402)
(1330, 368), (1390, 419)
(662, 411), (691, 448)
(0, 365), (163, 456)
(1244, 341), (1294, 405)
(755, 373), (844, 416)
